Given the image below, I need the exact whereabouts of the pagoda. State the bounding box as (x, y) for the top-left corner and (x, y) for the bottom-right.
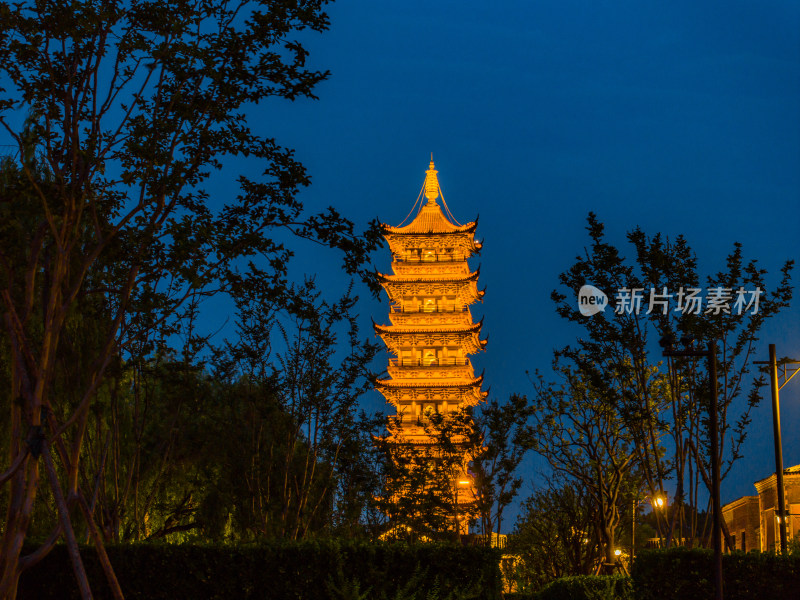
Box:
(375, 158), (487, 534)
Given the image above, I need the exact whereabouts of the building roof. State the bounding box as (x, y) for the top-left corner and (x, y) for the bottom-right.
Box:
(376, 269), (480, 284)
(373, 320), (483, 335)
(382, 202), (478, 235)
(375, 374), (484, 389)
(382, 160), (478, 235)
(721, 495), (759, 513)
(753, 463), (800, 488)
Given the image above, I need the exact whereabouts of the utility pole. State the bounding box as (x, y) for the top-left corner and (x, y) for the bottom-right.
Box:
(755, 344), (800, 553)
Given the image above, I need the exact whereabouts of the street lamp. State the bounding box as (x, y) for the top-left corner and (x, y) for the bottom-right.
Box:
(754, 345), (800, 554)
(455, 477), (473, 537)
(631, 493), (666, 560)
(660, 334), (722, 600)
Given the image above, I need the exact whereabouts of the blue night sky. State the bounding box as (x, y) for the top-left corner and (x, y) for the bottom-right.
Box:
(252, 0), (800, 523)
(0, 0), (783, 525)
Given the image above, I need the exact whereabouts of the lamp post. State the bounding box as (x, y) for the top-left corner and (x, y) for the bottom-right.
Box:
(660, 335), (722, 600)
(754, 345), (800, 554)
(456, 478), (472, 538)
(632, 494), (665, 560)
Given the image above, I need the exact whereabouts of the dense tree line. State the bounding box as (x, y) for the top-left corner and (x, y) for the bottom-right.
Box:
(510, 214), (793, 591)
(0, 0), (388, 597)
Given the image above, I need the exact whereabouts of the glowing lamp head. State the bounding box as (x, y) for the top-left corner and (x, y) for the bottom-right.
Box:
(614, 549), (622, 556)
(654, 497), (665, 508)
(458, 480), (471, 485)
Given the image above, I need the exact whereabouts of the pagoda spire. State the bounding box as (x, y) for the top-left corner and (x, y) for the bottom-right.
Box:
(424, 156), (440, 203)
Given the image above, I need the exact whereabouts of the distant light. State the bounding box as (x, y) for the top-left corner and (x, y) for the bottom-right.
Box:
(614, 549), (622, 556)
(458, 480), (471, 485)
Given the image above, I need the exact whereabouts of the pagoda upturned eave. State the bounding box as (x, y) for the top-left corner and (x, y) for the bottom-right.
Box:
(375, 381), (488, 408)
(372, 320), (484, 335)
(383, 234), (483, 258)
(378, 276), (485, 305)
(376, 268), (481, 285)
(380, 202), (478, 236)
(373, 327), (487, 356)
(375, 373), (484, 389)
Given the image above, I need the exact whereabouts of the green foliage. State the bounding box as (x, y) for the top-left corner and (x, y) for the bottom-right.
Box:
(509, 479), (601, 592)
(789, 533), (800, 555)
(528, 364), (641, 566)
(326, 563), (372, 600)
(505, 575), (631, 600)
(548, 213), (794, 553)
(17, 541), (503, 600)
(374, 408), (478, 541)
(632, 547), (800, 600)
(472, 394), (534, 537)
(534, 575), (632, 600)
(0, 0), (383, 594)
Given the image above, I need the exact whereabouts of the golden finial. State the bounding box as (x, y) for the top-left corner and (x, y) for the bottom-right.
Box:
(424, 156), (439, 202)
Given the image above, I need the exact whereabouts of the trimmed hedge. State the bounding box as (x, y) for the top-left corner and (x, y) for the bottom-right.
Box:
(632, 547), (800, 600)
(17, 540), (503, 600)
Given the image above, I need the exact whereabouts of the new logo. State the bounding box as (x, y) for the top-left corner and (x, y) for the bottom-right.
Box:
(578, 285), (608, 316)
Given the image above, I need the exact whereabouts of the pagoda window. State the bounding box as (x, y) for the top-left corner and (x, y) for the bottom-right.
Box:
(422, 349), (436, 366)
(422, 249), (436, 262)
(423, 298), (436, 312)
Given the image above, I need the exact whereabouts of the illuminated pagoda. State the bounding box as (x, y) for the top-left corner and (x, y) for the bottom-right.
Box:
(375, 158), (487, 534)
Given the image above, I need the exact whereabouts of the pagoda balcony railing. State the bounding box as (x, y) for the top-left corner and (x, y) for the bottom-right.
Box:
(389, 357), (470, 367)
(393, 254), (462, 263)
(387, 415), (432, 427)
(390, 304), (468, 313)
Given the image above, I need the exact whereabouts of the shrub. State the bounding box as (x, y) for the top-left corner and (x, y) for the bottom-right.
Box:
(534, 575), (632, 600)
(632, 547), (800, 600)
(17, 540), (503, 600)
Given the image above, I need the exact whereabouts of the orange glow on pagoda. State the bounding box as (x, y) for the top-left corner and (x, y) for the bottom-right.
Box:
(375, 158), (487, 534)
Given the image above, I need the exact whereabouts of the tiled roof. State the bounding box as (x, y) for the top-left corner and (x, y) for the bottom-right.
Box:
(383, 202), (477, 235)
(377, 269), (480, 284)
(375, 375), (484, 389)
(373, 321), (483, 335)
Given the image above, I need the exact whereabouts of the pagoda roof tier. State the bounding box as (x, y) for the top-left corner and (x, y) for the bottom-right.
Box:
(387, 365), (475, 381)
(388, 356), (473, 367)
(378, 269), (480, 285)
(384, 431), (474, 447)
(373, 322), (487, 355)
(375, 379), (487, 407)
(391, 260), (471, 277)
(373, 320), (482, 335)
(384, 234), (482, 258)
(377, 374), (483, 389)
(388, 308), (473, 328)
(382, 201), (477, 235)
(377, 328), (486, 354)
(378, 271), (485, 305)
(386, 416), (476, 441)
